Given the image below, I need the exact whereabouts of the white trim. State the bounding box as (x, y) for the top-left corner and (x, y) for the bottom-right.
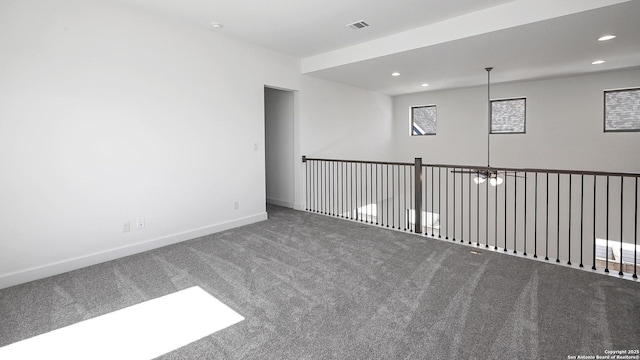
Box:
(0, 213), (267, 290)
(266, 197), (295, 208)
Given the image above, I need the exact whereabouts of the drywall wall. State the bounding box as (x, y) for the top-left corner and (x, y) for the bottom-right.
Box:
(392, 68), (640, 262)
(265, 87), (295, 208)
(393, 67), (640, 172)
(294, 75), (394, 210)
(0, 0), (301, 288)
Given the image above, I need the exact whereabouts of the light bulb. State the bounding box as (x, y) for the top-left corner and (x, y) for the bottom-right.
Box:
(474, 175), (486, 184)
(489, 175), (504, 186)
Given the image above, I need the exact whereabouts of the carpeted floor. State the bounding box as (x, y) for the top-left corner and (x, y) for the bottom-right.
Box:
(1, 205), (639, 359)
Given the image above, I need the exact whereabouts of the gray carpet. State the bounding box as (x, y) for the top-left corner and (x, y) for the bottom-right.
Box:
(1, 205), (639, 359)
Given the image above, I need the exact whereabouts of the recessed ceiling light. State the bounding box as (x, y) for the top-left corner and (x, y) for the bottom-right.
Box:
(598, 35), (616, 41)
(392, 72), (400, 77)
(421, 83), (429, 87)
(211, 22), (223, 29)
(591, 60), (606, 65)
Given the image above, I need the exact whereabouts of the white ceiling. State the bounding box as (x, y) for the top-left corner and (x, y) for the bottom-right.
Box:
(308, 0), (640, 94)
(114, 0), (640, 95)
(113, 0), (516, 57)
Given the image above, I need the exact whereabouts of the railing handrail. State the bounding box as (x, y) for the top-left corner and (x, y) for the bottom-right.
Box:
(303, 156), (640, 178)
(303, 156), (413, 167)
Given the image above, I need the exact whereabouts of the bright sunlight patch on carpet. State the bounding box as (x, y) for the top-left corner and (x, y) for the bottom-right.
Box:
(0, 286), (244, 360)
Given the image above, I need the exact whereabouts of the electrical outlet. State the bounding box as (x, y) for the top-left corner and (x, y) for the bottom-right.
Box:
(122, 221), (130, 233)
(136, 218), (145, 229)
(234, 201), (239, 210)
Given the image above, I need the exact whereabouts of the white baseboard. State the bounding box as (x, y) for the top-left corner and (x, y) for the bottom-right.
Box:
(293, 203), (306, 211)
(266, 197), (294, 209)
(0, 212), (268, 290)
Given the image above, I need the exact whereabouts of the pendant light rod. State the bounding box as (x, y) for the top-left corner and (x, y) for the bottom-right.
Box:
(486, 67), (493, 168)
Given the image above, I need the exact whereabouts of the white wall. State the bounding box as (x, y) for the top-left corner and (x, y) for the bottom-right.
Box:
(0, 0), (301, 288)
(392, 68), (640, 263)
(265, 87), (295, 208)
(393, 68), (640, 172)
(293, 75), (394, 209)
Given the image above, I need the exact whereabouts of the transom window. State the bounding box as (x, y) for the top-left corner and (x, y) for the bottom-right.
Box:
(491, 98), (526, 134)
(411, 105), (437, 136)
(604, 88), (640, 132)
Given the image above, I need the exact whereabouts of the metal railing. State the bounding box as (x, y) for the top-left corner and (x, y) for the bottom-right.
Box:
(302, 156), (640, 279)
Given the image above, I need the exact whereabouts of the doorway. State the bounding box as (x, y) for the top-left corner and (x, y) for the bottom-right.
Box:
(264, 87), (295, 208)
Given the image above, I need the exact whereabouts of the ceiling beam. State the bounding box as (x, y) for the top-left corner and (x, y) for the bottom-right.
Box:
(301, 0), (630, 74)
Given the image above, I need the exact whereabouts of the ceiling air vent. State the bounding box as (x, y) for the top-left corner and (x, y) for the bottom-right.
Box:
(347, 20), (369, 30)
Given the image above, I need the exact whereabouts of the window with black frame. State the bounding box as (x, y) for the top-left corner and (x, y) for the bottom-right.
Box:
(411, 105), (437, 136)
(604, 88), (640, 132)
(490, 98), (526, 134)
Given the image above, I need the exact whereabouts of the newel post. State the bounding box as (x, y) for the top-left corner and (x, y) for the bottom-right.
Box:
(414, 157), (423, 234)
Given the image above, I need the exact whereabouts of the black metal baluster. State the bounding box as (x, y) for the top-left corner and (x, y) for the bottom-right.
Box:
(380, 164), (384, 225)
(387, 164), (390, 227)
(355, 163), (359, 220)
(524, 172), (528, 256)
(340, 162), (347, 219)
(350, 162), (353, 220)
(592, 176), (597, 270)
(469, 171), (472, 245)
(534, 173), (538, 258)
(486, 172), (489, 248)
(514, 171), (518, 253)
(326, 161), (329, 215)
(476, 171), (480, 247)
(495, 173), (498, 250)
(310, 160), (313, 212)
(504, 171), (508, 252)
(580, 174), (584, 267)
(318, 161), (321, 213)
(333, 161), (336, 216)
(303, 160), (311, 211)
(310, 161), (314, 212)
(619, 176), (624, 276)
(361, 162), (364, 221)
(409, 166), (416, 233)
(369, 163), (373, 223)
(460, 171), (464, 243)
(423, 166), (428, 233)
(568, 175), (572, 265)
(431, 167), (435, 236)
(324, 161), (328, 215)
(409, 167), (416, 233)
(397, 164), (401, 229)
(392, 165), (395, 228)
(370, 163), (373, 223)
(634, 177), (638, 279)
(605, 176), (610, 273)
(439, 167), (442, 238)
(321, 161), (324, 214)
(446, 167), (449, 239)
(364, 162), (368, 222)
(556, 174), (560, 263)
(405, 165), (408, 231)
(545, 173), (549, 261)
(453, 169), (457, 241)
(375, 164), (379, 225)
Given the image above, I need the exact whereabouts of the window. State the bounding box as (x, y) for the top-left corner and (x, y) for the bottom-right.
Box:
(411, 105), (436, 135)
(604, 88), (640, 132)
(491, 98), (526, 134)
